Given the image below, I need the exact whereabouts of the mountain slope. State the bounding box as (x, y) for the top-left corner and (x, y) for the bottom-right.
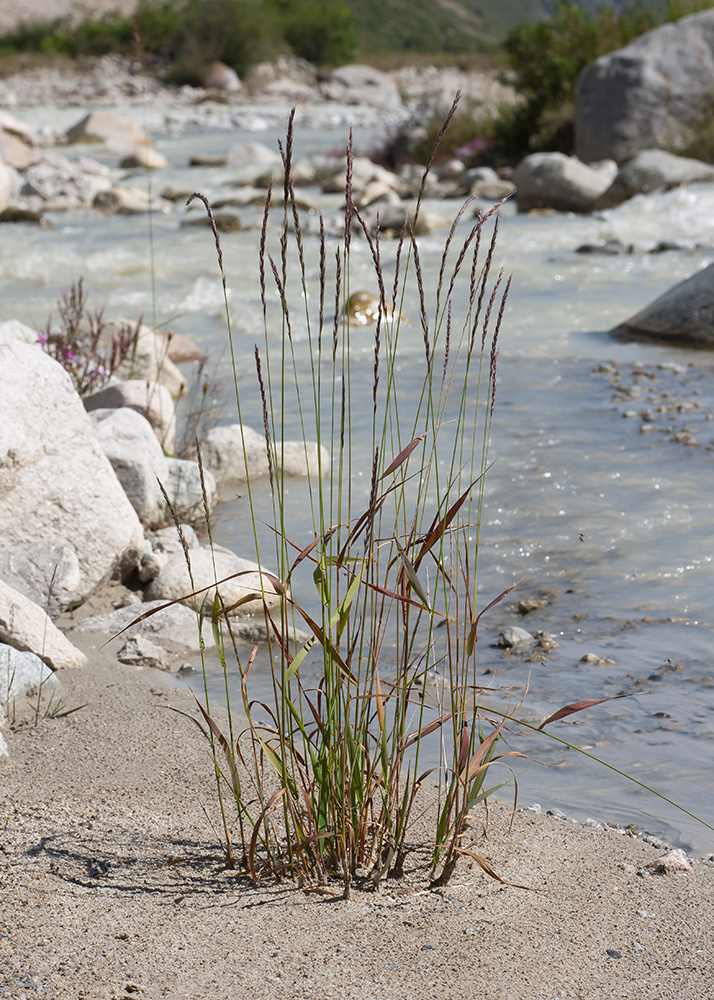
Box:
(345, 0), (552, 53)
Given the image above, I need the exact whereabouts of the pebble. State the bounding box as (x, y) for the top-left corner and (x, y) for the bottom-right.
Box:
(497, 625), (534, 647)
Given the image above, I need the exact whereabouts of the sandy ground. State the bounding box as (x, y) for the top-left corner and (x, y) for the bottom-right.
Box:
(2, 635), (713, 1000)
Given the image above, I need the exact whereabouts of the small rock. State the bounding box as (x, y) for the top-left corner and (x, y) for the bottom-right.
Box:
(498, 626), (534, 647)
(64, 111), (151, 147)
(547, 807), (569, 821)
(606, 949), (622, 959)
(120, 148), (170, 170)
(516, 598), (547, 614)
(644, 848), (694, 875)
(117, 635), (172, 671)
(180, 211), (242, 232)
(202, 61), (241, 93)
(580, 653), (616, 666)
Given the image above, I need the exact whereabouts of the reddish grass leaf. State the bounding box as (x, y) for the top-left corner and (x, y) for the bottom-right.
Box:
(466, 575), (526, 653)
(381, 433), (427, 479)
(538, 694), (631, 730)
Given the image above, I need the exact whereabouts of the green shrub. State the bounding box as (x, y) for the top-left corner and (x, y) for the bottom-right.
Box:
(282, 0), (356, 67)
(0, 0), (357, 79)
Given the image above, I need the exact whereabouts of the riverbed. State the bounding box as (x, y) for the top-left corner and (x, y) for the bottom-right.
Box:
(4, 103), (714, 852)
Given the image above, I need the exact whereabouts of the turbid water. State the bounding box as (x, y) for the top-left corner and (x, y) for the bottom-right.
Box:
(6, 107), (714, 852)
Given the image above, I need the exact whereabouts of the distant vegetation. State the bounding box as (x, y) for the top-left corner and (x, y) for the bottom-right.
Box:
(0, 0), (357, 82)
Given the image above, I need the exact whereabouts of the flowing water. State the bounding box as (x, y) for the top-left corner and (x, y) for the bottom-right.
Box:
(6, 107), (714, 851)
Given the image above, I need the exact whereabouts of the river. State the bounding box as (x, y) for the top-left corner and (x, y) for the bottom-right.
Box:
(5, 104), (714, 852)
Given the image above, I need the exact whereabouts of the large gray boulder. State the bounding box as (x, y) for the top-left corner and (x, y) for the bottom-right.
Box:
(611, 262), (714, 347)
(514, 153), (617, 213)
(89, 407), (170, 526)
(0, 579), (87, 670)
(0, 342), (144, 613)
(595, 149), (714, 208)
(576, 10), (714, 164)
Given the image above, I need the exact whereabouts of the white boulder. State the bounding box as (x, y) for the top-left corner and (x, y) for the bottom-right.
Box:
(1, 644), (58, 705)
(0, 578), (87, 670)
(165, 458), (217, 520)
(595, 149), (714, 209)
(0, 342), (144, 613)
(514, 153), (617, 213)
(89, 407), (170, 526)
(84, 379), (177, 453)
(0, 319), (39, 345)
(203, 423), (329, 487)
(97, 320), (186, 399)
(64, 111), (151, 147)
(144, 546), (281, 618)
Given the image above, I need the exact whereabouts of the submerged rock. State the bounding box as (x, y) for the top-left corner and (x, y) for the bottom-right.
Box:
(498, 626), (535, 648)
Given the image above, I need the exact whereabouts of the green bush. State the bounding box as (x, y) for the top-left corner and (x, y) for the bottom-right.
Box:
(282, 1), (356, 67)
(0, 0), (357, 79)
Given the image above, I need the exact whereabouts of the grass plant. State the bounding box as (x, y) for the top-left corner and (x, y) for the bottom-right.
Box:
(177, 100), (534, 893)
(117, 104), (714, 895)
